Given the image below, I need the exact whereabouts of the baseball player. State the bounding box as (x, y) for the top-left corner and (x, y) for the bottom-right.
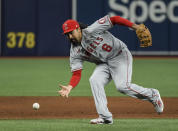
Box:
(58, 15), (164, 124)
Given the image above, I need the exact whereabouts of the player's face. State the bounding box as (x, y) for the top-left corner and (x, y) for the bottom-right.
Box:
(65, 28), (82, 44)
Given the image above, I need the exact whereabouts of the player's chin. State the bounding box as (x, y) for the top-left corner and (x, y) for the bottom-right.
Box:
(71, 41), (80, 46)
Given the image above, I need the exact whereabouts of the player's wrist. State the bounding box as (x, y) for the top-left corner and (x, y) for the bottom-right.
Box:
(132, 24), (139, 30)
(68, 85), (73, 90)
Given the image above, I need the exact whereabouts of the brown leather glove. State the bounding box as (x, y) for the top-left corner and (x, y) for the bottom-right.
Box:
(136, 24), (152, 47)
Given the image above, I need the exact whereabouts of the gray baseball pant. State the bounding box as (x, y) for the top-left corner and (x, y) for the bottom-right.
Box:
(89, 48), (154, 120)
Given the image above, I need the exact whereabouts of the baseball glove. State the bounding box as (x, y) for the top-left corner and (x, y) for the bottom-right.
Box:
(136, 24), (152, 47)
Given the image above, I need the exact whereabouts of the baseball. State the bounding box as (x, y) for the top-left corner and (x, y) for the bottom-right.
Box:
(32, 103), (40, 110)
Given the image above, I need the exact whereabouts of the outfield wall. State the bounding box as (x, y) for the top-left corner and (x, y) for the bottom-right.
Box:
(1, 0), (178, 56)
(1, 0), (71, 56)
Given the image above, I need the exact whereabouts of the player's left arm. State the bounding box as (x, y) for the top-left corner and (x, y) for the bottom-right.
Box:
(110, 16), (139, 29)
(110, 16), (152, 47)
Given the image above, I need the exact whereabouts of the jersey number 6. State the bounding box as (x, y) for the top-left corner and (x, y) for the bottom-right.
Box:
(102, 44), (112, 52)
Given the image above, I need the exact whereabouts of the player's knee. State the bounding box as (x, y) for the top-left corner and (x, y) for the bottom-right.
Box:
(116, 82), (130, 93)
(89, 75), (103, 86)
(89, 75), (97, 84)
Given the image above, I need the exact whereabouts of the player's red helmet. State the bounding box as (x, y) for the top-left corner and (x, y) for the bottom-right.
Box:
(62, 20), (79, 34)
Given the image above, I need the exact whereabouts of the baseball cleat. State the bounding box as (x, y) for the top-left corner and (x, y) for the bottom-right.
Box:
(151, 89), (164, 114)
(90, 118), (113, 124)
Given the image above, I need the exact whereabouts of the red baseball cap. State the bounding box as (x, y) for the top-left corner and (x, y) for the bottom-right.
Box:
(62, 19), (79, 34)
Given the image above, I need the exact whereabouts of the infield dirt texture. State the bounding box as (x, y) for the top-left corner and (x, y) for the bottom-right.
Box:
(0, 96), (178, 119)
(0, 57), (178, 120)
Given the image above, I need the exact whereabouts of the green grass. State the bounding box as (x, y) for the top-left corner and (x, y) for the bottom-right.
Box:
(0, 58), (178, 131)
(0, 58), (178, 96)
(0, 119), (178, 131)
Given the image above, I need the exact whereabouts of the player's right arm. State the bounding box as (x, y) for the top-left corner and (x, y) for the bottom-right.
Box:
(58, 46), (83, 98)
(58, 69), (82, 98)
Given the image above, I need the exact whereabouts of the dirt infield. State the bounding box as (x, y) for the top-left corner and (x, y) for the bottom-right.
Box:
(0, 96), (178, 119)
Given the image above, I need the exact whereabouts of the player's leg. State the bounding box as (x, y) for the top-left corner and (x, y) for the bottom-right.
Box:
(89, 63), (113, 124)
(108, 48), (164, 114)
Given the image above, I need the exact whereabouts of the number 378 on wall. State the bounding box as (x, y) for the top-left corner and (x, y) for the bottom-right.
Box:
(6, 32), (36, 48)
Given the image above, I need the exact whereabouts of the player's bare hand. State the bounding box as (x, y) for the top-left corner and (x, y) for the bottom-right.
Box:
(58, 84), (73, 98)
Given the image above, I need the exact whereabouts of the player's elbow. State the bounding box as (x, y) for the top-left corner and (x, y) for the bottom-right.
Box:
(84, 27), (95, 35)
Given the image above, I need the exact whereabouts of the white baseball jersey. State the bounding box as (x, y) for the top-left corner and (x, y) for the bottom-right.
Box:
(70, 15), (127, 72)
